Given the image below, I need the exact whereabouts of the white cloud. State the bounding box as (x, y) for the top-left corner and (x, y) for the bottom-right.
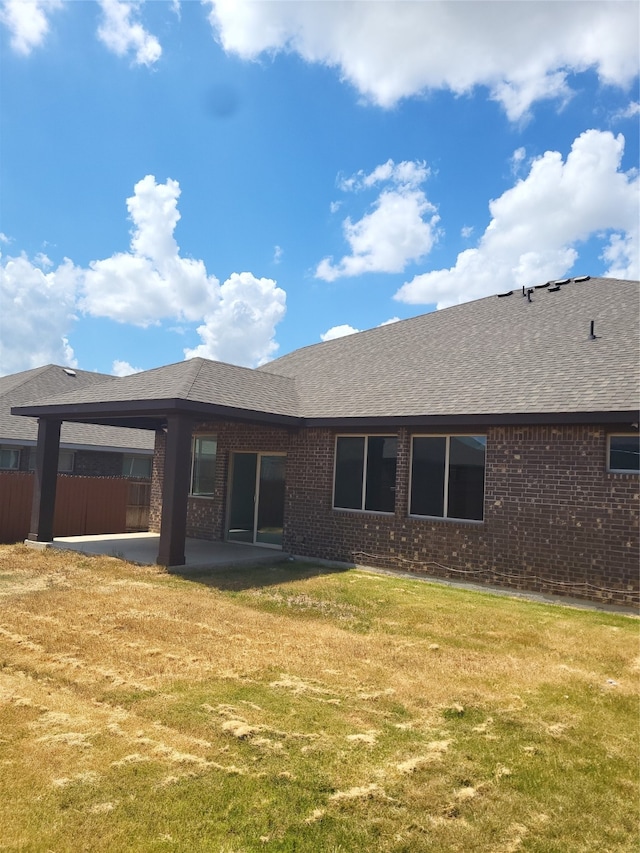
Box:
(0, 251), (80, 375)
(1, 175), (286, 374)
(205, 0), (639, 120)
(184, 272), (286, 367)
(112, 359), (143, 376)
(320, 324), (359, 342)
(613, 101), (640, 121)
(80, 175), (220, 324)
(510, 146), (527, 175)
(316, 159), (439, 281)
(273, 244), (283, 264)
(97, 0), (161, 66)
(0, 232), (10, 244)
(80, 175), (286, 366)
(395, 130), (639, 309)
(0, 0), (62, 55)
(320, 316), (401, 341)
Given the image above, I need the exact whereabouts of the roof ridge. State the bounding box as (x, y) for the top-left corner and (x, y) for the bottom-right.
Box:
(180, 357), (207, 399)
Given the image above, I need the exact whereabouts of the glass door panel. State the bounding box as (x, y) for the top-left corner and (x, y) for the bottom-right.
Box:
(227, 453), (257, 543)
(256, 455), (285, 546)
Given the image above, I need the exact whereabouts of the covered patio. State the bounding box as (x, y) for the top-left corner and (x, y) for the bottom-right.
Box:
(12, 359), (302, 568)
(34, 532), (289, 570)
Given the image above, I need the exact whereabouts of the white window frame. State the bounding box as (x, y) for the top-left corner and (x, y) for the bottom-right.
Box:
(607, 433), (640, 474)
(332, 434), (398, 514)
(0, 446), (20, 470)
(190, 434), (217, 497)
(409, 433), (486, 522)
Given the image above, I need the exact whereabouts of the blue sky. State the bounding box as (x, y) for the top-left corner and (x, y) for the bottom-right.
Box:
(1, 0), (638, 377)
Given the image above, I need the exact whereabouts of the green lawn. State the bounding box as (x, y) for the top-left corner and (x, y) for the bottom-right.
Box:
(0, 544), (637, 852)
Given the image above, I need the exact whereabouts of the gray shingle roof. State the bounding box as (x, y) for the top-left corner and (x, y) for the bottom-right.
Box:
(1, 365), (154, 450)
(10, 277), (639, 427)
(262, 276), (639, 420)
(17, 358), (300, 419)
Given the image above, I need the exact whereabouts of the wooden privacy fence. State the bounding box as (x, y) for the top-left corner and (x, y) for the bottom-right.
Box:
(0, 472), (150, 544)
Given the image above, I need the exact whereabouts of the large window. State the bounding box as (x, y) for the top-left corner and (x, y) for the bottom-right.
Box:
(608, 434), (640, 473)
(333, 435), (397, 513)
(190, 435), (217, 496)
(410, 435), (486, 521)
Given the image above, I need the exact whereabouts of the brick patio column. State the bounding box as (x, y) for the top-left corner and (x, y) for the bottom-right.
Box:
(157, 413), (192, 566)
(27, 418), (61, 542)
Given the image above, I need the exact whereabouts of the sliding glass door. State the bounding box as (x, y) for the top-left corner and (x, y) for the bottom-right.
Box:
(227, 453), (285, 548)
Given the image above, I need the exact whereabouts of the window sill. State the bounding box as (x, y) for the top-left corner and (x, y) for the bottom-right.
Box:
(408, 514), (484, 525)
(332, 507), (395, 516)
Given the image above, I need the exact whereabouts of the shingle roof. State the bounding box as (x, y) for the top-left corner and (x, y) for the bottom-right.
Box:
(262, 276), (639, 420)
(1, 365), (154, 450)
(11, 277), (639, 427)
(17, 358), (299, 419)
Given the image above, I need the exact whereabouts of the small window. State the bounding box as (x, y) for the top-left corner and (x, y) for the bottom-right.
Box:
(28, 449), (75, 473)
(410, 435), (486, 521)
(0, 446), (20, 470)
(57, 450), (75, 473)
(122, 455), (152, 479)
(608, 434), (640, 473)
(333, 435), (397, 513)
(190, 435), (217, 496)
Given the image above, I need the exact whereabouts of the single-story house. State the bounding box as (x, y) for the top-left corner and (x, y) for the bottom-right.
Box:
(12, 276), (639, 605)
(1, 364), (154, 477)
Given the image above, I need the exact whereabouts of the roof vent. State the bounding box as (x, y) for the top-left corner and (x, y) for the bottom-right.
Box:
(63, 368), (77, 377)
(573, 275), (590, 282)
(496, 290), (513, 298)
(535, 282), (550, 289)
(553, 278), (570, 285)
(589, 320), (597, 340)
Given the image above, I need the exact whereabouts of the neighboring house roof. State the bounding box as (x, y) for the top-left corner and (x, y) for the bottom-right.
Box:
(1, 364), (154, 451)
(11, 277), (640, 429)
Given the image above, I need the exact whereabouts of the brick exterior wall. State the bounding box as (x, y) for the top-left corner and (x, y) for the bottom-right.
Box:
(148, 421), (639, 606)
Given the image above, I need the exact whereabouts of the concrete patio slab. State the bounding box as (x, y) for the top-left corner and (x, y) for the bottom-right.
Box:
(46, 532), (288, 569)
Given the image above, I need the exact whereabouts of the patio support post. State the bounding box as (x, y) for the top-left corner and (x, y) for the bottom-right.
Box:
(27, 418), (61, 542)
(157, 413), (192, 566)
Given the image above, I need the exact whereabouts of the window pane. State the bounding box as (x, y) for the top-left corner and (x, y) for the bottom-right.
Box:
(191, 436), (217, 495)
(0, 447), (19, 470)
(364, 436), (397, 512)
(609, 435), (640, 472)
(410, 437), (446, 517)
(57, 450), (74, 473)
(448, 436), (486, 520)
(334, 437), (365, 509)
(123, 455), (152, 479)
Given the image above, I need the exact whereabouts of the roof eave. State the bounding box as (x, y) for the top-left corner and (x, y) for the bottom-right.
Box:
(303, 410), (640, 429)
(11, 397), (302, 429)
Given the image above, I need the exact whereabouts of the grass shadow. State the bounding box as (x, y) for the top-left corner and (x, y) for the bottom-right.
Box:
(166, 559), (352, 591)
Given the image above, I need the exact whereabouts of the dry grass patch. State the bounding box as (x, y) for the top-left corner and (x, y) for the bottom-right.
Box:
(0, 544), (638, 852)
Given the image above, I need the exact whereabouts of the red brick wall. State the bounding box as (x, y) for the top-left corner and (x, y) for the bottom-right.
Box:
(149, 421), (639, 605)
